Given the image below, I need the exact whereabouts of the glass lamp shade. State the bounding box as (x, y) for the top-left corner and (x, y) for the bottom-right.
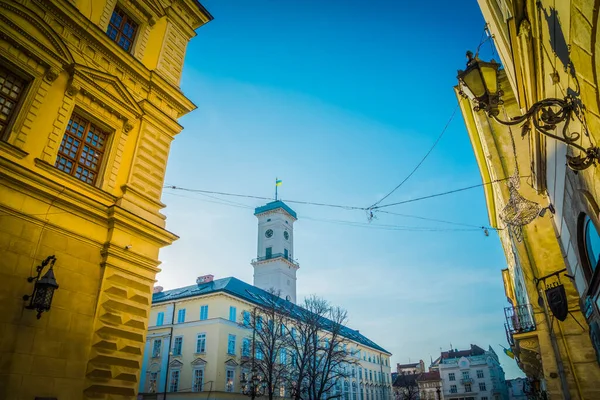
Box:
(458, 57), (501, 115)
(30, 266), (59, 316)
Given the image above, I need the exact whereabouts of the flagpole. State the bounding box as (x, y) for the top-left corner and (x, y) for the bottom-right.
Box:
(275, 177), (278, 201)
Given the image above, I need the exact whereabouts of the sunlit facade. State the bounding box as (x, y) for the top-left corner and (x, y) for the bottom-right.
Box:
(0, 0), (211, 398)
(457, 0), (600, 398)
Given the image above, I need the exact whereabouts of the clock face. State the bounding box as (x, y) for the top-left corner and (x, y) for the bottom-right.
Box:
(265, 229), (274, 238)
(284, 231), (289, 240)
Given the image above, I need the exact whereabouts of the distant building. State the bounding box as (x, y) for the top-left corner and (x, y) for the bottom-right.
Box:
(417, 371), (443, 400)
(506, 378), (527, 400)
(437, 345), (508, 400)
(397, 360), (426, 375)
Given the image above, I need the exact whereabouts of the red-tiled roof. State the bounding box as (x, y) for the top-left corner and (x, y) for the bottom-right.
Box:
(417, 371), (441, 382)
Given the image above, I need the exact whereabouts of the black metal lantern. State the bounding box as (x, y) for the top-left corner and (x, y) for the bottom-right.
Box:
(457, 51), (502, 116)
(457, 51), (600, 170)
(23, 255), (59, 319)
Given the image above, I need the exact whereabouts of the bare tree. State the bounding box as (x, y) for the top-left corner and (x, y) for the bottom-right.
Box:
(240, 288), (291, 400)
(393, 372), (420, 400)
(287, 296), (359, 400)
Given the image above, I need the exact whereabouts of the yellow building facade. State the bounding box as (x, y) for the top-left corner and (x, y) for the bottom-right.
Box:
(0, 0), (211, 398)
(458, 0), (600, 398)
(140, 276), (394, 399)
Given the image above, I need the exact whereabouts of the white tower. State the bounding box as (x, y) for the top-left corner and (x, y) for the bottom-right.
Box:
(251, 200), (299, 303)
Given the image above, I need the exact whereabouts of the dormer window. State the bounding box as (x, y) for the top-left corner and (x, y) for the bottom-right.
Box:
(107, 6), (138, 52)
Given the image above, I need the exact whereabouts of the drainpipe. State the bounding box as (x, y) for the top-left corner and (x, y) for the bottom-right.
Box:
(538, 289), (570, 400)
(163, 302), (176, 398)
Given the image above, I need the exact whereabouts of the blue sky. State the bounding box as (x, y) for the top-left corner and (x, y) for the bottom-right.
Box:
(159, 0), (523, 379)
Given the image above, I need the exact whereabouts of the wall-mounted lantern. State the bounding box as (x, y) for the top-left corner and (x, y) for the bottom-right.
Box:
(457, 51), (600, 170)
(23, 255), (59, 319)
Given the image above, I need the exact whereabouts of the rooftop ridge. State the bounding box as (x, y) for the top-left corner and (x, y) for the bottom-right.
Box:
(153, 276), (389, 354)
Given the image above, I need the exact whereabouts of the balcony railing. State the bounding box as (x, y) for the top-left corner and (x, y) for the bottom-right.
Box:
(504, 304), (536, 336)
(252, 253), (299, 267)
(460, 378), (473, 384)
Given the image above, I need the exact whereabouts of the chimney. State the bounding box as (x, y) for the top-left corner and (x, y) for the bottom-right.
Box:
(153, 286), (163, 293)
(197, 274), (214, 284)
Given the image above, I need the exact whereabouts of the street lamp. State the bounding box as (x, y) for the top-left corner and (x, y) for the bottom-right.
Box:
(457, 51), (600, 170)
(241, 368), (267, 398)
(23, 255), (59, 319)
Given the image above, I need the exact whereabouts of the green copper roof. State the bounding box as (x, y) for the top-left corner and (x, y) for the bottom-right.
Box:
(254, 200), (297, 219)
(153, 277), (389, 354)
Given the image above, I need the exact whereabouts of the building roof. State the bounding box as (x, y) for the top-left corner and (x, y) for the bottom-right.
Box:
(254, 200), (297, 219)
(397, 362), (420, 369)
(417, 371), (441, 382)
(393, 373), (419, 387)
(153, 276), (389, 354)
(440, 344), (485, 360)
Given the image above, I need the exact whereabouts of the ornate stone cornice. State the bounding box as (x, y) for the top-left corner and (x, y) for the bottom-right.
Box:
(0, 0), (74, 66)
(33, 0), (195, 117)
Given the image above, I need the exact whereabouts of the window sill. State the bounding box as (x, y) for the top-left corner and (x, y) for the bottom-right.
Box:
(0, 140), (28, 159)
(34, 158), (116, 203)
(227, 353), (236, 357)
(194, 352), (206, 356)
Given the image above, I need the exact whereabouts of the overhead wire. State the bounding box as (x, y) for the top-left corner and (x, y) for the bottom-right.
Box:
(368, 104), (459, 209)
(370, 176), (519, 210)
(368, 24), (494, 211)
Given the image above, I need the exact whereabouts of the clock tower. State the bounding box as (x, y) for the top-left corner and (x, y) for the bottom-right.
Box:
(251, 200), (299, 303)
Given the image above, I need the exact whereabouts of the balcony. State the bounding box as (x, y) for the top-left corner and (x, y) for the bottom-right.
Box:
(252, 253), (299, 267)
(504, 304), (536, 336)
(460, 378), (473, 384)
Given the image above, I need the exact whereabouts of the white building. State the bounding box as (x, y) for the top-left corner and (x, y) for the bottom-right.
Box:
(436, 345), (508, 400)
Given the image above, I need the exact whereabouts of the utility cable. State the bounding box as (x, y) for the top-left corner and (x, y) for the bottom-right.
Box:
(371, 176), (520, 210)
(367, 104), (459, 210)
(377, 210), (497, 230)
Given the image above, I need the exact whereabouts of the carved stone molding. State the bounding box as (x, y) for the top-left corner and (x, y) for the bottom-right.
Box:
(44, 67), (60, 83)
(66, 81), (80, 97)
(123, 121), (134, 133)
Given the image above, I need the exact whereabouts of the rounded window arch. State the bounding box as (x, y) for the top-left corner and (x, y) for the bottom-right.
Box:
(578, 213), (600, 281)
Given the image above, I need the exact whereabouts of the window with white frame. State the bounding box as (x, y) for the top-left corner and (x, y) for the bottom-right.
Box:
(479, 382), (487, 391)
(196, 333), (206, 353)
(172, 336), (183, 356)
(177, 309), (186, 324)
(200, 305), (208, 320)
(462, 371), (470, 380)
(169, 370), (180, 392)
(192, 368), (204, 392)
(477, 369), (484, 379)
(243, 310), (250, 327)
(280, 348), (287, 364)
(228, 334), (236, 355)
(226, 368), (235, 392)
(156, 312), (164, 326)
(465, 383), (472, 392)
(152, 339), (162, 358)
(242, 337), (250, 357)
(229, 306), (237, 322)
(148, 372), (158, 392)
(449, 372), (455, 381)
(450, 385), (457, 393)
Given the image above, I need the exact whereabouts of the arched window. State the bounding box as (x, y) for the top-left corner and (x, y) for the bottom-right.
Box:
(578, 213), (600, 280)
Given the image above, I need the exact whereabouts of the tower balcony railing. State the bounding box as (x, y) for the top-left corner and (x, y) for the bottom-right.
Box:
(504, 304), (536, 337)
(252, 253), (299, 267)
